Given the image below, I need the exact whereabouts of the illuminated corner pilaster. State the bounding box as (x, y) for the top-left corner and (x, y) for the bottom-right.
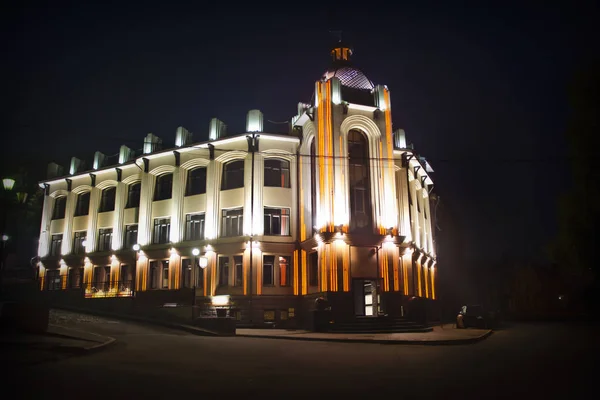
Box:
(396, 164), (412, 242)
(168, 248), (181, 289)
(38, 263), (46, 290)
(110, 255), (120, 292)
(59, 259), (68, 290)
(136, 171), (155, 246)
(38, 190), (53, 257)
(301, 249), (308, 295)
(204, 160), (220, 240)
(135, 252), (149, 292)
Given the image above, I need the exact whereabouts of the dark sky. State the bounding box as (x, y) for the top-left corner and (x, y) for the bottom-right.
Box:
(3, 1), (598, 268)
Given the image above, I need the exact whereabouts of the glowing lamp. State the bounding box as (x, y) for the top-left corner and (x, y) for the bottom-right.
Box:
(2, 178), (15, 191)
(199, 256), (208, 268)
(192, 248), (200, 256)
(1, 234), (9, 242)
(211, 295), (229, 307)
(132, 244), (140, 251)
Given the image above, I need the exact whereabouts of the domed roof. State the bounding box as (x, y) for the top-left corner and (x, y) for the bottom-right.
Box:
(323, 66), (374, 90)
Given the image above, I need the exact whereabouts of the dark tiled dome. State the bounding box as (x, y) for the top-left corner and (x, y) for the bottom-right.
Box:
(323, 66), (374, 90)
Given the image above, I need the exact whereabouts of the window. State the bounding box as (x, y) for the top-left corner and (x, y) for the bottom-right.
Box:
(97, 228), (113, 251)
(52, 196), (66, 220)
(348, 130), (372, 231)
(309, 252), (318, 286)
(99, 187), (116, 212)
(50, 234), (62, 256)
(124, 224), (138, 249)
(264, 208), (290, 235)
(221, 160), (244, 190)
(185, 214), (205, 241)
(218, 256), (229, 286)
(73, 231), (87, 255)
(221, 208), (243, 237)
(263, 255), (274, 286)
(153, 218), (171, 244)
(154, 173), (173, 201)
(120, 264), (133, 289)
(181, 258), (203, 289)
(234, 255), (243, 287)
(264, 158), (290, 188)
(93, 266), (110, 293)
(46, 269), (62, 291)
(186, 168), (207, 196)
(149, 260), (169, 289)
(74, 192), (90, 216)
(279, 256), (291, 287)
(126, 182), (141, 208)
(68, 267), (83, 289)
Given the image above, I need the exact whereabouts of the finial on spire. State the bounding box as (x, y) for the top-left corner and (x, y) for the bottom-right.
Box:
(329, 30), (343, 42)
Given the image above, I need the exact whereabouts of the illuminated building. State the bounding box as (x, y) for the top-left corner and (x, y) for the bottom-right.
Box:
(36, 41), (438, 328)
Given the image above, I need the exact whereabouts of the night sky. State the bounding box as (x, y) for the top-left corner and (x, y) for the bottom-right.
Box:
(3, 2), (597, 271)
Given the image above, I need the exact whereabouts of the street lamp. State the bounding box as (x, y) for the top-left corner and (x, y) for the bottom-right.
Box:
(191, 248), (200, 318)
(2, 178), (15, 191)
(132, 244), (140, 251)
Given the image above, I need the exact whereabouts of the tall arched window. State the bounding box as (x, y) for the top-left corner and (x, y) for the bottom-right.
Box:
(52, 196), (67, 220)
(221, 160), (244, 190)
(310, 140), (317, 230)
(74, 192), (90, 216)
(126, 182), (141, 208)
(99, 187), (116, 212)
(348, 130), (372, 231)
(186, 167), (207, 196)
(154, 173), (173, 201)
(264, 158), (290, 188)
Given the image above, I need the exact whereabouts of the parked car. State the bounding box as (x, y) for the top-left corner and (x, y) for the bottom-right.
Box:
(456, 305), (500, 329)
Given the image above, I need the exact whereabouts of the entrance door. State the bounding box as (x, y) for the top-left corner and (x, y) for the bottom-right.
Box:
(353, 279), (380, 316)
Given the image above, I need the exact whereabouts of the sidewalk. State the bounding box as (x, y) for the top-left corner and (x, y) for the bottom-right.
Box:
(0, 324), (116, 354)
(236, 323), (492, 345)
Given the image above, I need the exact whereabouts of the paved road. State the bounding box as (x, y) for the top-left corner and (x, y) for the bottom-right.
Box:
(7, 311), (598, 399)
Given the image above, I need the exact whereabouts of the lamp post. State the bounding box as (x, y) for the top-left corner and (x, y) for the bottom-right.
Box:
(191, 248), (200, 318)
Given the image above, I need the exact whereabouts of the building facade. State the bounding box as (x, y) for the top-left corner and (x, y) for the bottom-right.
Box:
(36, 42), (438, 328)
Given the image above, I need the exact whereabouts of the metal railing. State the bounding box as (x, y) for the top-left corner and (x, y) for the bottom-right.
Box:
(84, 280), (134, 298)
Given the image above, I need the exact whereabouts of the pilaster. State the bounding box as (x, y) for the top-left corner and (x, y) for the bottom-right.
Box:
(86, 187), (101, 252)
(111, 182), (127, 250)
(60, 192), (76, 255)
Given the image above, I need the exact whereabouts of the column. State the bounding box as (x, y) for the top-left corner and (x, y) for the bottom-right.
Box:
(60, 192), (76, 255)
(38, 194), (54, 257)
(137, 172), (155, 246)
(251, 153), (264, 236)
(169, 167), (186, 243)
(85, 187), (101, 252)
(111, 181), (127, 250)
(204, 160), (220, 240)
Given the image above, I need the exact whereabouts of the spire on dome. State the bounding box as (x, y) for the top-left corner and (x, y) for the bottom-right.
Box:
(329, 31), (353, 65)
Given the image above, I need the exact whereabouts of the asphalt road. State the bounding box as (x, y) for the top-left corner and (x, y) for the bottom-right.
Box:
(6, 312), (598, 399)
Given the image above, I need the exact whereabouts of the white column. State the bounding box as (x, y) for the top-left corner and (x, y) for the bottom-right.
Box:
(137, 172), (155, 246)
(204, 160), (220, 240)
(396, 167), (412, 241)
(417, 188), (427, 250)
(170, 167), (186, 243)
(85, 188), (101, 252)
(111, 181), (127, 250)
(250, 153), (263, 236)
(60, 192), (77, 255)
(38, 194), (54, 257)
(409, 178), (419, 248)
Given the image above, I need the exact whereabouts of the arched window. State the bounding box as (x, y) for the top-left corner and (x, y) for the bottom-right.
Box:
(52, 196), (67, 220)
(348, 130), (372, 231)
(154, 173), (173, 201)
(74, 192), (90, 216)
(310, 140), (317, 229)
(126, 182), (141, 208)
(221, 160), (244, 190)
(99, 187), (116, 212)
(264, 158), (290, 188)
(186, 167), (207, 196)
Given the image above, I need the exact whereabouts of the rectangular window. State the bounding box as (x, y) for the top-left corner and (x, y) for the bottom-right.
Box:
(52, 196), (66, 220)
(120, 264), (133, 292)
(186, 168), (207, 196)
(264, 159), (290, 188)
(162, 262), (169, 289)
(263, 255), (274, 286)
(68, 267), (83, 289)
(309, 252), (318, 286)
(124, 224), (138, 249)
(50, 234), (63, 256)
(93, 266), (110, 293)
(154, 174), (173, 201)
(74, 192), (90, 216)
(97, 228), (113, 252)
(99, 187), (116, 212)
(46, 269), (62, 291)
(149, 261), (159, 289)
(221, 208), (243, 237)
(72, 231), (87, 255)
(218, 256), (229, 286)
(181, 258), (203, 289)
(221, 160), (244, 190)
(279, 256), (291, 287)
(149, 260), (169, 289)
(126, 182), (141, 208)
(185, 214), (205, 241)
(153, 218), (171, 244)
(264, 208), (290, 236)
(234, 255), (243, 287)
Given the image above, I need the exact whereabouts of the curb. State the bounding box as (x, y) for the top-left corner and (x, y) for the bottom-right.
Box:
(236, 329), (493, 345)
(52, 306), (221, 337)
(47, 324), (117, 354)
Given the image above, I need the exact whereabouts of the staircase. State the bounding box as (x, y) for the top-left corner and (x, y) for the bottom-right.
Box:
(327, 316), (432, 334)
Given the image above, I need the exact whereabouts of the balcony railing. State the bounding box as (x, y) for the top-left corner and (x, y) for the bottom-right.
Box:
(84, 280), (134, 298)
